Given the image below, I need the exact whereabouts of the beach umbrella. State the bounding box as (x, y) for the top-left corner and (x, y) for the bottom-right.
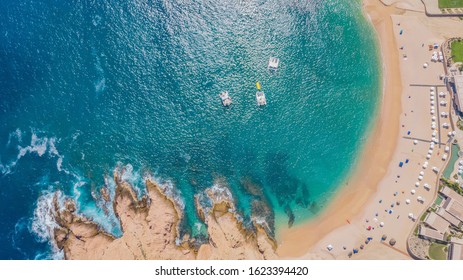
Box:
(418, 176), (423, 181)
(366, 226), (372, 231)
(431, 106), (435, 111)
(360, 245), (364, 250)
(389, 239), (397, 246)
(430, 87), (435, 91)
(411, 189), (416, 194)
(458, 170), (462, 175)
(419, 171), (424, 176)
(348, 252), (353, 258)
(431, 101), (435, 106)
(381, 234), (387, 240)
(380, 222), (384, 227)
(415, 182), (420, 187)
(453, 131), (456, 136)
(432, 116), (436, 121)
(431, 125), (436, 130)
(432, 131), (437, 137)
(405, 199), (411, 204)
(365, 239), (370, 244)
(424, 183), (430, 190)
(327, 244), (333, 251)
(445, 146), (450, 152)
(430, 110), (435, 115)
(353, 249), (359, 254)
(430, 96), (435, 100)
(459, 161), (463, 166)
(373, 218), (378, 223)
(388, 209), (393, 214)
(426, 154), (431, 159)
(413, 140), (418, 145)
(408, 213), (414, 218)
(423, 63), (428, 68)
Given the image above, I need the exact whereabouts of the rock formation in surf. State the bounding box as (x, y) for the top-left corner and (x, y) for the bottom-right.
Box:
(51, 171), (277, 260)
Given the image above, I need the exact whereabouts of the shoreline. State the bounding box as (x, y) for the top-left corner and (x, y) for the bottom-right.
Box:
(276, 0), (403, 257)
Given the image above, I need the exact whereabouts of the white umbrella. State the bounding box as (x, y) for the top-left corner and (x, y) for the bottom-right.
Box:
(380, 222), (384, 227)
(431, 110), (435, 115)
(426, 154), (431, 159)
(327, 244), (333, 251)
(428, 149), (433, 154)
(431, 124), (436, 130)
(415, 182), (420, 187)
(411, 189), (416, 194)
(431, 101), (435, 106)
(458, 170), (462, 175)
(430, 87), (435, 91)
(432, 131), (437, 137)
(431, 106), (435, 110)
(408, 213), (414, 218)
(445, 146), (450, 152)
(432, 116), (436, 121)
(418, 176), (423, 181)
(432, 167), (439, 172)
(423, 63), (428, 68)
(459, 160), (463, 166)
(419, 171), (424, 176)
(424, 183), (430, 190)
(413, 140), (418, 145)
(430, 96), (435, 100)
(373, 218), (378, 223)
(405, 199), (411, 204)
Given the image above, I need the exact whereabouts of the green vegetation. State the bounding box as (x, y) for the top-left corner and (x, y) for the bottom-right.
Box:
(451, 40), (463, 63)
(457, 119), (463, 131)
(429, 243), (448, 260)
(440, 177), (463, 195)
(439, 0), (463, 9)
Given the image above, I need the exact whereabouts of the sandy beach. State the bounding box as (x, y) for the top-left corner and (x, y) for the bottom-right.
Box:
(277, 0), (463, 259)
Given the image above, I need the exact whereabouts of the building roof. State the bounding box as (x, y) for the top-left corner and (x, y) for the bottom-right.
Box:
(440, 186), (463, 205)
(455, 75), (463, 112)
(419, 226), (445, 242)
(443, 198), (463, 222)
(449, 243), (463, 260)
(450, 237), (463, 245)
(424, 212), (450, 233)
(437, 207), (461, 227)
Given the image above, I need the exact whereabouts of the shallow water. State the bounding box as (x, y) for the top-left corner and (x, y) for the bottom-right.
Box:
(0, 0), (379, 259)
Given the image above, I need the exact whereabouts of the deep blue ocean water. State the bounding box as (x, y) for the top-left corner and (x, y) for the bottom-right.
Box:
(0, 0), (380, 259)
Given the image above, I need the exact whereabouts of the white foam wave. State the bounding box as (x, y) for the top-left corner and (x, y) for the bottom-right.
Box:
(30, 190), (65, 259)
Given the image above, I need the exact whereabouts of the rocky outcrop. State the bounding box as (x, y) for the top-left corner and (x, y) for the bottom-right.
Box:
(51, 173), (277, 260)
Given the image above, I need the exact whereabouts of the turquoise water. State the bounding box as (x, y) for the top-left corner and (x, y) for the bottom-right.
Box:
(0, 0), (380, 259)
(443, 144), (460, 179)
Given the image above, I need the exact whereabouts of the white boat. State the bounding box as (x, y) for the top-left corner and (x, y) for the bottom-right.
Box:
(256, 91), (267, 106)
(268, 57), (279, 70)
(219, 91), (232, 107)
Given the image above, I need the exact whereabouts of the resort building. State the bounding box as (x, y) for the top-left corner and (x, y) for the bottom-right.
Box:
(424, 212), (450, 234)
(440, 186), (463, 205)
(448, 243), (463, 260)
(436, 208), (461, 228)
(442, 198), (463, 222)
(419, 226), (445, 243)
(450, 237), (463, 245)
(452, 75), (463, 113)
